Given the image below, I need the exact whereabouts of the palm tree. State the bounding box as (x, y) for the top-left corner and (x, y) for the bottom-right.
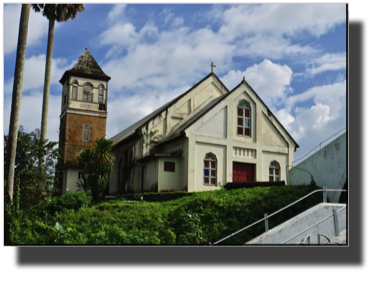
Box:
(5, 4), (31, 203)
(76, 137), (115, 202)
(31, 4), (85, 167)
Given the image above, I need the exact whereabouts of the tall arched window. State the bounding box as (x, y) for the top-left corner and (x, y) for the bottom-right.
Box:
(237, 100), (251, 137)
(72, 80), (78, 100)
(82, 124), (90, 142)
(83, 83), (93, 102)
(204, 153), (217, 186)
(269, 161), (280, 182)
(98, 84), (104, 103)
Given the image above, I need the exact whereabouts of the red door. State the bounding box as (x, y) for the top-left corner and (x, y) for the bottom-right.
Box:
(233, 162), (256, 182)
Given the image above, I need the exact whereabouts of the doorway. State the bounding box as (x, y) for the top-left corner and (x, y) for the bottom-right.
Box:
(233, 162), (256, 182)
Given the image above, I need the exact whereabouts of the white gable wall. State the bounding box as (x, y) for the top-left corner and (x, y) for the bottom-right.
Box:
(185, 82), (297, 191)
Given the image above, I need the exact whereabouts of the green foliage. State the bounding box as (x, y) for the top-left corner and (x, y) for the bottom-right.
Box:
(76, 136), (114, 202)
(4, 126), (61, 209)
(44, 190), (92, 216)
(142, 130), (162, 144)
(6, 183), (321, 245)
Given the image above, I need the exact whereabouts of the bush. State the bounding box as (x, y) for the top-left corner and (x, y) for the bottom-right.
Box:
(7, 184), (321, 245)
(44, 190), (92, 215)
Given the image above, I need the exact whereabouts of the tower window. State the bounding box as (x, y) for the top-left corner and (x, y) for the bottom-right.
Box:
(72, 80), (78, 100)
(82, 124), (90, 142)
(83, 83), (93, 103)
(99, 84), (104, 103)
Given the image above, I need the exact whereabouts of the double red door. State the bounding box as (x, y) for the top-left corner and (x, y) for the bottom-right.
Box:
(233, 162), (256, 182)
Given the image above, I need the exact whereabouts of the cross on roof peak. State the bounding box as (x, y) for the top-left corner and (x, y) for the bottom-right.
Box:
(211, 62), (216, 73)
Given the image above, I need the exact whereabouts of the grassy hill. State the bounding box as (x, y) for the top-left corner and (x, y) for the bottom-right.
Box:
(6, 183), (320, 245)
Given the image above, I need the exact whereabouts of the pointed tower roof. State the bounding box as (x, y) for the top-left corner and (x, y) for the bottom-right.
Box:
(59, 48), (111, 84)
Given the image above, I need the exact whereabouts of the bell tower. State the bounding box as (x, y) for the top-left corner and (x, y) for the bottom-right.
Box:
(58, 48), (111, 194)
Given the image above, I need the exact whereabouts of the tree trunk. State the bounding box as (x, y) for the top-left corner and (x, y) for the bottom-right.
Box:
(39, 16), (55, 167)
(5, 4), (31, 202)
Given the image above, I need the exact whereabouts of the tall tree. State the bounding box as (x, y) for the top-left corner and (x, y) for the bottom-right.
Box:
(5, 4), (31, 202)
(31, 4), (85, 167)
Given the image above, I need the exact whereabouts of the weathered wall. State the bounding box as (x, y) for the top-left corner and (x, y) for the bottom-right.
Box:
(66, 76), (108, 113)
(62, 113), (107, 163)
(289, 132), (346, 203)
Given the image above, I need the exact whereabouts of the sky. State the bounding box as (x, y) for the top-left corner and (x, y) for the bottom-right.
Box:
(3, 3), (347, 162)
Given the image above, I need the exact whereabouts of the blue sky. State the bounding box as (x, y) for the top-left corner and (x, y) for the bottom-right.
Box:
(3, 3), (347, 161)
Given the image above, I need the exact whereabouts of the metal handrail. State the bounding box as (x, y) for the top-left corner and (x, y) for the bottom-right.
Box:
(211, 188), (347, 245)
(293, 127), (346, 166)
(281, 206), (346, 244)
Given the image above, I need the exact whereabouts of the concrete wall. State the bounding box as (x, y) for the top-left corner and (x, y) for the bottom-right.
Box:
(62, 167), (83, 194)
(246, 203), (346, 244)
(289, 132), (346, 203)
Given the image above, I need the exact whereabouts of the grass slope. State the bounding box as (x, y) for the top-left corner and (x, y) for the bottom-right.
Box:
(6, 183), (320, 245)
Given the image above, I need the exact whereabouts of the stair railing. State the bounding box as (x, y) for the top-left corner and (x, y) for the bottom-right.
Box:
(210, 187), (346, 245)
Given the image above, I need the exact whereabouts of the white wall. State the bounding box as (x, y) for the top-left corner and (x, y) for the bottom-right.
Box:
(185, 82), (297, 191)
(289, 132), (346, 203)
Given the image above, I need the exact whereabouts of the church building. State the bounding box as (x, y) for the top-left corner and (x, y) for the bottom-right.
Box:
(58, 48), (111, 194)
(109, 64), (299, 194)
(57, 50), (299, 195)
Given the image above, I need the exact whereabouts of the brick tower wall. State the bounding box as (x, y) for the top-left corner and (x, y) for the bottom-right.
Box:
(61, 112), (107, 163)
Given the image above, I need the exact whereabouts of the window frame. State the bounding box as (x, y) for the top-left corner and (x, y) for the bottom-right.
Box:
(98, 84), (104, 104)
(269, 161), (280, 182)
(83, 82), (93, 103)
(72, 80), (78, 100)
(164, 161), (175, 172)
(237, 100), (251, 137)
(82, 124), (90, 142)
(203, 153), (217, 186)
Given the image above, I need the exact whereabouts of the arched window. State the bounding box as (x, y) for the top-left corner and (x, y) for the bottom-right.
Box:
(98, 84), (104, 103)
(204, 153), (217, 186)
(72, 80), (78, 100)
(237, 100), (251, 137)
(269, 161), (280, 182)
(82, 124), (90, 142)
(83, 83), (93, 102)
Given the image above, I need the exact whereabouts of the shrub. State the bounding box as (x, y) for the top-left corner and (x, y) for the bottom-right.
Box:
(44, 190), (92, 215)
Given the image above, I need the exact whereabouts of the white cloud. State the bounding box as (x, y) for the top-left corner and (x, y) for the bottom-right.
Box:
(171, 17), (184, 28)
(4, 55), (74, 95)
(276, 109), (295, 131)
(217, 4), (346, 38)
(277, 80), (346, 159)
(4, 94), (62, 142)
(306, 53), (347, 76)
(107, 4), (128, 23)
(221, 59), (293, 107)
(4, 4), (49, 55)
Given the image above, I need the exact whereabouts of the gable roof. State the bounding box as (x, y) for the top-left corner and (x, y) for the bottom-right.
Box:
(156, 79), (299, 150)
(59, 49), (111, 84)
(110, 73), (229, 147)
